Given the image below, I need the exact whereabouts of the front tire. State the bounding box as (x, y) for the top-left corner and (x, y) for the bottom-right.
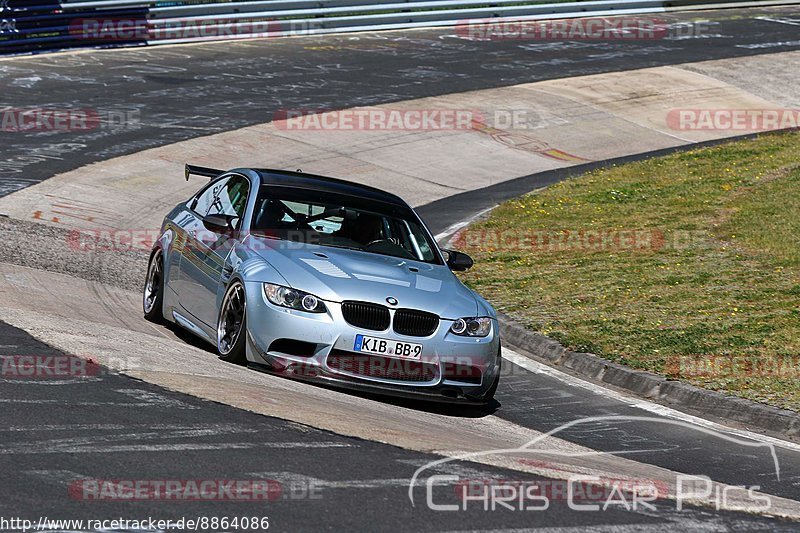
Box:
(143, 249), (165, 324)
(479, 347), (501, 403)
(217, 281), (248, 365)
(480, 373), (499, 403)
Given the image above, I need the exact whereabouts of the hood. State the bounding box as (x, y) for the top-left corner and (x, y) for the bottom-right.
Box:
(249, 237), (478, 318)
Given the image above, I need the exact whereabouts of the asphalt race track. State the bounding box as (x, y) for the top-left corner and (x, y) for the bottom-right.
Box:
(2, 4), (800, 532)
(2, 6), (800, 196)
(7, 320), (800, 532)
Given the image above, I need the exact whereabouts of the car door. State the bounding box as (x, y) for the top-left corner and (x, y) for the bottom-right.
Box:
(178, 174), (250, 328)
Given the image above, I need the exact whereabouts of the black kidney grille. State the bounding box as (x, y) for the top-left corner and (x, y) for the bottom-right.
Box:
(393, 309), (439, 337)
(341, 301), (390, 331)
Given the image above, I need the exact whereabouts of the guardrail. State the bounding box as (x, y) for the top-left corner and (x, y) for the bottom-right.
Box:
(0, 0), (796, 55)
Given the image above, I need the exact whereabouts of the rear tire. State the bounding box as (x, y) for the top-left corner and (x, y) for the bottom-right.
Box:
(143, 249), (165, 324)
(217, 281), (248, 365)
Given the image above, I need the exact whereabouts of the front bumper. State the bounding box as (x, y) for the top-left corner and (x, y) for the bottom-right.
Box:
(243, 281), (501, 403)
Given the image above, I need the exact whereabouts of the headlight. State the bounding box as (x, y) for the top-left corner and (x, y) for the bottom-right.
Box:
(450, 317), (492, 337)
(263, 283), (326, 313)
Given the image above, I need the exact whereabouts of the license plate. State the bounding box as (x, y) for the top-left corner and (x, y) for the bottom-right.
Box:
(354, 334), (422, 360)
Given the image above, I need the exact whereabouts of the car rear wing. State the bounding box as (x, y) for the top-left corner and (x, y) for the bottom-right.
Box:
(185, 164), (224, 181)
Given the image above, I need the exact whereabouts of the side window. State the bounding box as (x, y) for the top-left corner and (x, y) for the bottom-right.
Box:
(192, 177), (230, 217)
(191, 176), (250, 228)
(206, 176), (249, 221)
(404, 220), (436, 262)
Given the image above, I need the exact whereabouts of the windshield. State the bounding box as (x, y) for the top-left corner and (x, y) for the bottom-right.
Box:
(250, 187), (441, 264)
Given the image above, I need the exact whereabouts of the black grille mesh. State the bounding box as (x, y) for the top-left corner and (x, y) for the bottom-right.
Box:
(327, 351), (437, 382)
(393, 309), (439, 337)
(341, 301), (390, 331)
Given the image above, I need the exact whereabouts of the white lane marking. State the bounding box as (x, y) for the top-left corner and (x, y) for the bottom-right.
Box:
(736, 40), (800, 49)
(434, 206), (497, 243)
(0, 399), (192, 406)
(758, 16), (800, 26)
(248, 471), (423, 489)
(1, 424), (129, 432)
(114, 388), (199, 409)
(442, 522), (733, 533)
(0, 442), (354, 454)
(0, 378), (103, 385)
(0, 423), (251, 432)
(502, 347), (800, 453)
(12, 425), (262, 450)
(396, 459), (515, 478)
(25, 469), (88, 485)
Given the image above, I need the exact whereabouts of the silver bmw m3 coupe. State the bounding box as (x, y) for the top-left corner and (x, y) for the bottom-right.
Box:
(143, 165), (501, 403)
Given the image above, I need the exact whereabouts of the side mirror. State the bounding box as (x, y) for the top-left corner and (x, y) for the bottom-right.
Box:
(444, 249), (473, 272)
(203, 214), (237, 233)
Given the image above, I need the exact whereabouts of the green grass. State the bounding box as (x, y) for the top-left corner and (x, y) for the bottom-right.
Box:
(457, 131), (800, 411)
